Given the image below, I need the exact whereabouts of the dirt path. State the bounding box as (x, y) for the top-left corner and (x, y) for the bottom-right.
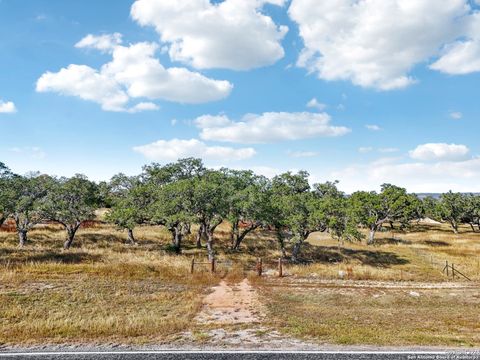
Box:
(195, 279), (264, 324)
(179, 278), (318, 349)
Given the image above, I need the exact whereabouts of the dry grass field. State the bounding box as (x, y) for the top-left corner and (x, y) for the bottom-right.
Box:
(0, 219), (479, 347)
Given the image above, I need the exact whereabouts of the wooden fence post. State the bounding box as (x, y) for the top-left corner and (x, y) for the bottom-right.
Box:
(256, 258), (263, 276)
(211, 258), (216, 273)
(452, 263), (455, 280)
(278, 258), (283, 277)
(446, 261), (449, 277)
(190, 257), (195, 274)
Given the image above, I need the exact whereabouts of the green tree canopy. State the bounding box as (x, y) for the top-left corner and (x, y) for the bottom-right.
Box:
(150, 178), (195, 253)
(350, 184), (418, 244)
(436, 191), (468, 234)
(106, 173), (150, 244)
(40, 175), (99, 249)
(224, 169), (271, 250)
(190, 169), (229, 259)
(0, 162), (14, 225)
(4, 173), (53, 246)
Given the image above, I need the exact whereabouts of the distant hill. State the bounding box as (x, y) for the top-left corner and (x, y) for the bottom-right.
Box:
(416, 193), (480, 199)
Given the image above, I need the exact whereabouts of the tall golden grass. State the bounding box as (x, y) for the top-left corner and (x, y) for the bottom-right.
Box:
(0, 220), (479, 345)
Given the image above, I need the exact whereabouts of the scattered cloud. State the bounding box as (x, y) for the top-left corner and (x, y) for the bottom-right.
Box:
(450, 111), (463, 120)
(359, 147), (398, 154)
(75, 33), (123, 53)
(131, 0), (288, 70)
(330, 156), (480, 193)
(127, 102), (159, 113)
(249, 166), (285, 179)
(287, 150), (319, 158)
(358, 147), (374, 154)
(8, 147), (46, 159)
(195, 112), (350, 144)
(0, 99), (16, 113)
(133, 138), (256, 162)
(430, 13), (480, 74)
(365, 124), (381, 131)
(306, 98), (326, 111)
(36, 39), (232, 112)
(379, 147), (399, 153)
(37, 64), (130, 112)
(289, 0), (478, 90)
(409, 143), (470, 162)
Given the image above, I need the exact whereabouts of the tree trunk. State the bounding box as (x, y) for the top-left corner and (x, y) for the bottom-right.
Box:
(206, 228), (215, 261)
(230, 221), (238, 248)
(276, 228), (287, 258)
(204, 219), (222, 260)
(172, 227), (182, 254)
(0, 216), (5, 227)
(63, 227), (77, 249)
(451, 220), (459, 234)
(469, 223), (476, 233)
(127, 228), (136, 244)
(233, 223), (260, 250)
(18, 230), (27, 247)
(291, 239), (304, 263)
(196, 223), (205, 248)
(389, 221), (395, 230)
(367, 227), (376, 245)
(184, 222), (191, 235)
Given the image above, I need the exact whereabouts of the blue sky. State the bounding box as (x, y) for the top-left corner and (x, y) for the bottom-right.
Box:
(1, 0), (480, 193)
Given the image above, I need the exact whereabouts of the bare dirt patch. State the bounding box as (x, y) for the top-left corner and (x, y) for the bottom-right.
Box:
(184, 278), (323, 349)
(195, 279), (264, 325)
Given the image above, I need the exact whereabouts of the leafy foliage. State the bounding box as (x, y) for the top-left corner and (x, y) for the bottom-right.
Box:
(350, 184), (419, 244)
(105, 174), (150, 244)
(2, 173), (53, 245)
(40, 175), (99, 248)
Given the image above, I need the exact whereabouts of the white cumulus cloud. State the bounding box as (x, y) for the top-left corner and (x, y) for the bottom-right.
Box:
(0, 99), (17, 113)
(330, 156), (480, 193)
(128, 102), (159, 113)
(37, 64), (130, 112)
(195, 112), (350, 144)
(133, 138), (256, 162)
(431, 13), (480, 74)
(289, 0), (475, 90)
(131, 0), (288, 70)
(306, 98), (326, 111)
(36, 38), (232, 112)
(75, 33), (123, 52)
(409, 143), (470, 162)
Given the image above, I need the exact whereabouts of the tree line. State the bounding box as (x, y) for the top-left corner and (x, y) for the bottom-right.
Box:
(0, 159), (477, 262)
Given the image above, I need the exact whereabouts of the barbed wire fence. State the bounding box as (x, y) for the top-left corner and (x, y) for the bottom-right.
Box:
(189, 256), (288, 277)
(392, 232), (475, 282)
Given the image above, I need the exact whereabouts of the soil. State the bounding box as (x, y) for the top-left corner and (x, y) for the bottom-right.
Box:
(195, 279), (264, 324)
